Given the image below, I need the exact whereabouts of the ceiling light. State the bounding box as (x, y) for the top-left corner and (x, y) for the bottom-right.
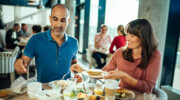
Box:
(28, 0), (40, 5)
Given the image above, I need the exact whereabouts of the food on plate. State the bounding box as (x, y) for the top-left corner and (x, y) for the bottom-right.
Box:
(78, 92), (87, 98)
(0, 90), (10, 97)
(87, 95), (105, 100)
(116, 88), (135, 99)
(87, 70), (103, 76)
(77, 88), (92, 99)
(57, 80), (68, 87)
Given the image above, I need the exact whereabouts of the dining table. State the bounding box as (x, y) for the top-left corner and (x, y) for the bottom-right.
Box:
(0, 83), (160, 100)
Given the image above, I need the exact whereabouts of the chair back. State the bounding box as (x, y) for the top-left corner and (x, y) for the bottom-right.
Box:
(153, 86), (168, 100)
(0, 46), (20, 74)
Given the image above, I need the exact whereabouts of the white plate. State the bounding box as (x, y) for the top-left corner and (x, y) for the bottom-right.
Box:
(82, 69), (109, 78)
(48, 80), (68, 89)
(37, 90), (61, 100)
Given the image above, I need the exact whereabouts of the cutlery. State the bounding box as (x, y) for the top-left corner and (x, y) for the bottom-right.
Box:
(62, 71), (70, 80)
(73, 70), (78, 75)
(83, 83), (86, 93)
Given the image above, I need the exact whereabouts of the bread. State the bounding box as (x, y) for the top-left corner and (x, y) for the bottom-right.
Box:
(117, 89), (130, 94)
(87, 70), (102, 76)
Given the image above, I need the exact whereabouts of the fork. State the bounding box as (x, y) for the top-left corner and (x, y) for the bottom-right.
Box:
(62, 71), (70, 80)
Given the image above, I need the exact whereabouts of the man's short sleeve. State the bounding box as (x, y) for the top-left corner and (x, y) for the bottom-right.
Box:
(72, 39), (78, 60)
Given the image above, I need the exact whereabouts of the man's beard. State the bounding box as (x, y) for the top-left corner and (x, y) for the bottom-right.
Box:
(51, 27), (64, 36)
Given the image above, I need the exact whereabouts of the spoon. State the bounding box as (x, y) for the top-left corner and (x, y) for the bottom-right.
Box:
(83, 83), (86, 93)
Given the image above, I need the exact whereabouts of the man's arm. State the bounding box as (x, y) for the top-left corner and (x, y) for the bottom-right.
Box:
(94, 37), (103, 49)
(14, 55), (32, 74)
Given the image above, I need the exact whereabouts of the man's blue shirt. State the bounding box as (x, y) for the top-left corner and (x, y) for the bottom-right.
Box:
(23, 29), (78, 83)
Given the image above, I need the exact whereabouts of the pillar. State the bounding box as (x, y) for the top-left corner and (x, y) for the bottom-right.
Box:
(65, 0), (75, 36)
(138, 0), (170, 86)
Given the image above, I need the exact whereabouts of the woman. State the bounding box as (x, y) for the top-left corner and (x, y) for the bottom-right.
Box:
(109, 25), (127, 53)
(71, 19), (161, 93)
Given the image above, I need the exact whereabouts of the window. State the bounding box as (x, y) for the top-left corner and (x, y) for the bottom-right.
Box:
(88, 0), (99, 46)
(105, 0), (139, 39)
(173, 38), (180, 90)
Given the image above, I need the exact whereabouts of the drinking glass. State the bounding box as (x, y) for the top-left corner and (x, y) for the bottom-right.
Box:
(52, 81), (62, 92)
(27, 82), (42, 99)
(63, 88), (78, 100)
(144, 93), (156, 100)
(94, 84), (103, 96)
(105, 79), (118, 100)
(67, 78), (77, 88)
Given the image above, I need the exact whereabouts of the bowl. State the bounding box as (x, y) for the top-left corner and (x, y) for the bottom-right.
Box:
(48, 80), (69, 89)
(37, 90), (61, 100)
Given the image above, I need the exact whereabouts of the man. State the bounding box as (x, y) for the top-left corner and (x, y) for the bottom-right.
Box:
(18, 23), (29, 38)
(5, 23), (20, 49)
(14, 4), (80, 83)
(92, 24), (111, 69)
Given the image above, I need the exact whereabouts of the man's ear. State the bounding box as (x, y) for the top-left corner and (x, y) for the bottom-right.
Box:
(49, 15), (51, 22)
(68, 18), (71, 23)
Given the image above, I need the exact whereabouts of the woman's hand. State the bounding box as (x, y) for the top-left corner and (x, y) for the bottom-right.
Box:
(70, 64), (85, 73)
(104, 70), (128, 80)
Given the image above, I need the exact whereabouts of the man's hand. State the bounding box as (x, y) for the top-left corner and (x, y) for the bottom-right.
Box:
(70, 64), (85, 73)
(74, 75), (82, 83)
(14, 58), (28, 74)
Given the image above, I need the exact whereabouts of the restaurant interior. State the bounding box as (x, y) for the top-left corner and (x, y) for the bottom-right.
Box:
(0, 0), (180, 100)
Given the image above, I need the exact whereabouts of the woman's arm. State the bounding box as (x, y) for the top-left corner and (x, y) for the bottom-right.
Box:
(109, 38), (116, 54)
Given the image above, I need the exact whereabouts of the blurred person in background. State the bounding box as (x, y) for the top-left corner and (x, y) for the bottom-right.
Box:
(43, 25), (50, 32)
(92, 24), (111, 69)
(18, 23), (29, 39)
(27, 25), (42, 39)
(5, 23), (20, 49)
(109, 25), (127, 54)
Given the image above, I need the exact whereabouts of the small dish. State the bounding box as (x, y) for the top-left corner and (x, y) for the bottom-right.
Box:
(48, 80), (68, 89)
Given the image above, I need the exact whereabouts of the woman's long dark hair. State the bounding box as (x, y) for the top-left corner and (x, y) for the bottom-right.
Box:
(123, 19), (158, 69)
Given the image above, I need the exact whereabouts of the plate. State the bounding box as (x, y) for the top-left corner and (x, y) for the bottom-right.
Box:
(116, 88), (135, 99)
(37, 90), (61, 100)
(48, 80), (69, 89)
(82, 69), (108, 79)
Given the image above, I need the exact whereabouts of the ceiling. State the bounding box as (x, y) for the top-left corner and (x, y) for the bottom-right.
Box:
(0, 0), (52, 8)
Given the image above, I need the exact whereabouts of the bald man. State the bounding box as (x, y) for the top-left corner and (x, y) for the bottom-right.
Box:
(14, 4), (80, 83)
